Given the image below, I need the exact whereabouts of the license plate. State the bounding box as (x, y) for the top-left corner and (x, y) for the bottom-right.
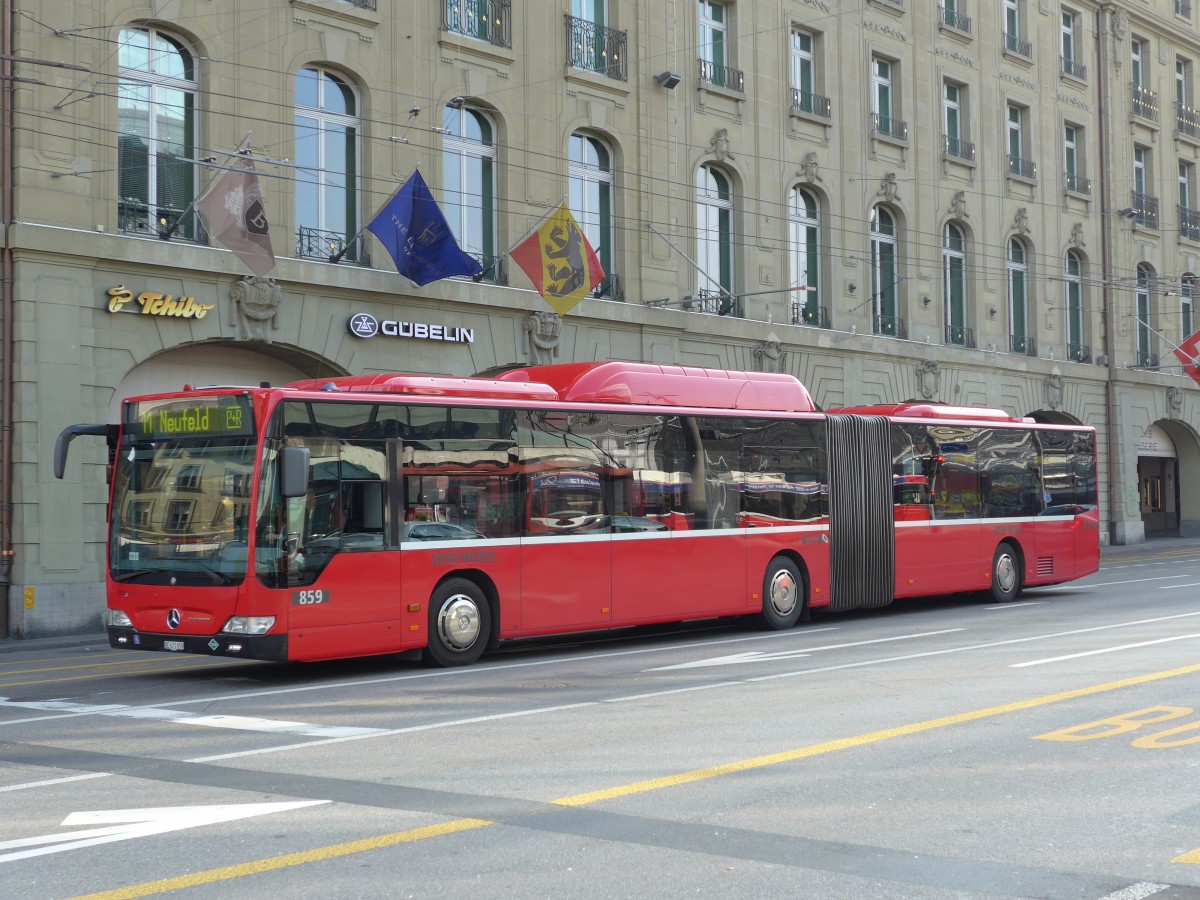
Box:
(163, 640), (185, 651)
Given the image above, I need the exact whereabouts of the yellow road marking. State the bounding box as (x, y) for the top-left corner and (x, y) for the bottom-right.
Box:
(0, 662), (238, 689)
(0, 656), (231, 677)
(70, 661), (1200, 898)
(1174, 848), (1200, 864)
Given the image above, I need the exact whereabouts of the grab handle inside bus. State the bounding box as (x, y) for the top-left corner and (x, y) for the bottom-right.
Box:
(280, 445), (311, 498)
(53, 424), (114, 480)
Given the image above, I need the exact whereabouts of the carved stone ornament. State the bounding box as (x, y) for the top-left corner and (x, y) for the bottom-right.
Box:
(1111, 10), (1127, 41)
(915, 359), (940, 401)
(1042, 373), (1064, 411)
(708, 128), (735, 161)
(753, 336), (788, 373)
(229, 276), (282, 342)
(876, 172), (899, 203)
(798, 151), (823, 184)
(1069, 222), (1086, 249)
(949, 190), (968, 220)
(1012, 207), (1031, 237)
(524, 310), (562, 366)
(1167, 385), (1184, 418)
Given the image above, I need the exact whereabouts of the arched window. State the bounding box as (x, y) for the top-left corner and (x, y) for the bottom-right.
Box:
(696, 165), (734, 314)
(870, 206), (900, 335)
(118, 26), (197, 239)
(295, 67), (360, 261)
(1064, 250), (1087, 362)
(442, 104), (497, 277)
(1136, 263), (1156, 368)
(569, 132), (614, 297)
(1007, 238), (1030, 354)
(943, 222), (969, 345)
(789, 187), (821, 325)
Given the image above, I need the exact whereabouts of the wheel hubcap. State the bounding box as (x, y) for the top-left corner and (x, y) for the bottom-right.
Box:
(437, 594), (481, 651)
(768, 570), (798, 617)
(995, 554), (1017, 594)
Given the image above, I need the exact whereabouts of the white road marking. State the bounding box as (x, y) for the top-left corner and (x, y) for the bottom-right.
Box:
(1097, 883), (1170, 900)
(1011, 634), (1200, 668)
(982, 601), (1043, 610)
(1158, 581), (1200, 590)
(648, 630), (963, 671)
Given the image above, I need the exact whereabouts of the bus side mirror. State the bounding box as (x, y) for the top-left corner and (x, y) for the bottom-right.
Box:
(280, 446), (311, 499)
(53, 424), (113, 480)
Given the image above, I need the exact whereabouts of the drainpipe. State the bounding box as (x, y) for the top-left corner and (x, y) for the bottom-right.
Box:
(0, 0), (13, 634)
(1096, 6), (1123, 545)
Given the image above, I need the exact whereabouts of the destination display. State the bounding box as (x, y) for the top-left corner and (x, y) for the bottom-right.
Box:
(126, 396), (255, 440)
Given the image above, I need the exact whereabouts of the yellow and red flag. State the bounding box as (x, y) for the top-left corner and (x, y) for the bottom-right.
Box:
(509, 203), (605, 315)
(1174, 327), (1200, 386)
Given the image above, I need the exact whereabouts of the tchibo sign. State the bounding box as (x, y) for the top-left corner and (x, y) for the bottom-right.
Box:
(347, 313), (474, 344)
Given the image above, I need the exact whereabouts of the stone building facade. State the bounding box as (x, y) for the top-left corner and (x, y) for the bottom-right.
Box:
(3, 0), (1199, 636)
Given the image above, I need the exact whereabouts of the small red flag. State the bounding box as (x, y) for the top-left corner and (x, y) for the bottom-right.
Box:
(1174, 328), (1200, 386)
(510, 203), (605, 315)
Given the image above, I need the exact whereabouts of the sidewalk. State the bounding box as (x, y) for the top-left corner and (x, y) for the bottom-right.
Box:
(1101, 534), (1200, 559)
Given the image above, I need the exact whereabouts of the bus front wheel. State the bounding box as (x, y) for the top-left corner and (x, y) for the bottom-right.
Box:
(759, 557), (805, 629)
(427, 578), (491, 667)
(989, 543), (1022, 603)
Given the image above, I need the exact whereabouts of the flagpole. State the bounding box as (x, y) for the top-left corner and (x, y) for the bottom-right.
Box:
(473, 195), (567, 284)
(159, 133), (253, 241)
(1126, 313), (1200, 364)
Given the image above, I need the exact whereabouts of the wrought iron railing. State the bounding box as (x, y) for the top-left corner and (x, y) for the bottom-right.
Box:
(297, 226), (369, 265)
(943, 134), (975, 161)
(939, 6), (971, 33)
(1178, 103), (1200, 139)
(691, 289), (739, 316)
(464, 253), (506, 285)
(1132, 83), (1159, 121)
(1061, 57), (1087, 80)
(871, 112), (908, 141)
(791, 88), (831, 118)
(945, 324), (976, 348)
(118, 199), (203, 242)
(337, 0), (377, 9)
(1180, 206), (1200, 241)
(1135, 351), (1160, 369)
(1065, 172), (1091, 194)
(442, 0), (512, 48)
(1010, 334), (1037, 356)
(698, 58), (744, 91)
(565, 14), (627, 80)
(1007, 155), (1037, 179)
(1132, 191), (1160, 229)
(1067, 342), (1091, 363)
(874, 314), (907, 338)
(1004, 32), (1032, 58)
(592, 272), (621, 300)
(792, 301), (828, 328)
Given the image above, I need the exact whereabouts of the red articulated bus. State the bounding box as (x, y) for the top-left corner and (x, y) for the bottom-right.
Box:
(54, 362), (1099, 666)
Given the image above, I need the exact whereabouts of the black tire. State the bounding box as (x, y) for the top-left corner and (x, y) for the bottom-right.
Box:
(759, 557), (805, 629)
(426, 578), (491, 667)
(989, 542), (1021, 603)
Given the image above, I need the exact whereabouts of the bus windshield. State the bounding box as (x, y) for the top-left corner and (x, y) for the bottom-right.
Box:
(109, 436), (256, 586)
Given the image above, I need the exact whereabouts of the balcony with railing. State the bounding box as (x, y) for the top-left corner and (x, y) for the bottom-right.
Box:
(119, 199), (203, 243)
(1006, 155), (1037, 180)
(1003, 32), (1032, 59)
(698, 58), (744, 91)
(792, 301), (828, 328)
(939, 6), (971, 33)
(336, 0), (377, 9)
(1180, 206), (1200, 241)
(1132, 83), (1159, 121)
(1060, 57), (1087, 80)
(1010, 334), (1037, 356)
(1177, 102), (1200, 140)
(871, 112), (908, 141)
(442, 0), (512, 49)
(1135, 351), (1160, 369)
(873, 314), (907, 338)
(791, 88), (831, 119)
(296, 227), (369, 265)
(1132, 191), (1160, 229)
(943, 134), (975, 162)
(946, 324), (976, 348)
(591, 272), (622, 300)
(565, 14), (627, 80)
(689, 289), (739, 316)
(1067, 342), (1091, 363)
(1065, 172), (1091, 195)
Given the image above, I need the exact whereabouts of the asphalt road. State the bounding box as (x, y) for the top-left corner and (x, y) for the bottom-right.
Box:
(2, 541), (1200, 899)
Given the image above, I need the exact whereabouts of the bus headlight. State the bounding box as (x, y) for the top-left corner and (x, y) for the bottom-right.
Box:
(220, 616), (275, 635)
(109, 609), (132, 628)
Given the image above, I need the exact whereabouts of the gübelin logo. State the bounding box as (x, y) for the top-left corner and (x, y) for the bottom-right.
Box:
(348, 313), (379, 338)
(166, 608), (181, 630)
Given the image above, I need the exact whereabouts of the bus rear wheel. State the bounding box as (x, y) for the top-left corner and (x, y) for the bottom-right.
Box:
(427, 578), (491, 667)
(759, 557), (805, 629)
(989, 543), (1021, 603)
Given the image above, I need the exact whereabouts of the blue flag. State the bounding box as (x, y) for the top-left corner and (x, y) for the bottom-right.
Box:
(367, 169), (483, 285)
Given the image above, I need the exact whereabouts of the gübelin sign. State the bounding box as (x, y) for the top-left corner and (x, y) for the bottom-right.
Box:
(106, 286), (215, 319)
